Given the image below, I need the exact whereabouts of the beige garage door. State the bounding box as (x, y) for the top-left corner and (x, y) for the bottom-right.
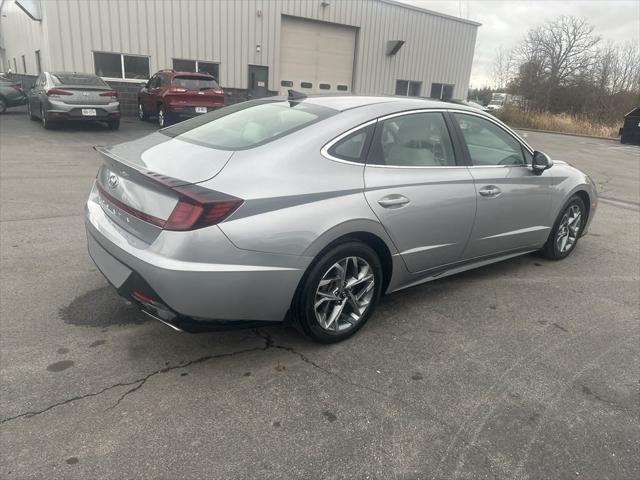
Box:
(279, 16), (356, 95)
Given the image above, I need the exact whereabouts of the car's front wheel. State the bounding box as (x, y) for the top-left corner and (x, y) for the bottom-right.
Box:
(293, 241), (383, 343)
(540, 195), (586, 260)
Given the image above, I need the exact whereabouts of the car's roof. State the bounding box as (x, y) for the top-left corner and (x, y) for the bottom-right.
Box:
(295, 95), (479, 113)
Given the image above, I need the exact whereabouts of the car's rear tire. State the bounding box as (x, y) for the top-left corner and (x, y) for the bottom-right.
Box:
(0, 97), (7, 113)
(27, 102), (38, 120)
(292, 241), (383, 343)
(138, 101), (148, 121)
(41, 107), (52, 130)
(108, 119), (120, 130)
(158, 105), (167, 128)
(540, 195), (586, 260)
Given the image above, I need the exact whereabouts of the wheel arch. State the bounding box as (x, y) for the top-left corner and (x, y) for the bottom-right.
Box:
(301, 222), (397, 297)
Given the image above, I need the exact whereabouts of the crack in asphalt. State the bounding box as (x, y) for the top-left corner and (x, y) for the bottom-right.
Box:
(0, 329), (401, 425)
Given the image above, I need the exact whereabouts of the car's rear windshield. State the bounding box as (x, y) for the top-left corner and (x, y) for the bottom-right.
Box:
(51, 73), (109, 87)
(172, 75), (219, 90)
(160, 100), (338, 150)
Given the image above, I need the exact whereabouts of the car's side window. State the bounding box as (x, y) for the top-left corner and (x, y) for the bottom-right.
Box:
(327, 124), (375, 163)
(453, 113), (526, 166)
(371, 112), (456, 167)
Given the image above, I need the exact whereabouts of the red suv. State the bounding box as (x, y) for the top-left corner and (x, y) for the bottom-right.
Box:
(138, 70), (225, 127)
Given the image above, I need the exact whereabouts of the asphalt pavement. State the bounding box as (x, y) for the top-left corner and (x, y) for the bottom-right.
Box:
(1, 108), (638, 479)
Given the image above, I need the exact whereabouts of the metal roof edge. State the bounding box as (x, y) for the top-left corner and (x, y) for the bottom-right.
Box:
(379, 0), (482, 27)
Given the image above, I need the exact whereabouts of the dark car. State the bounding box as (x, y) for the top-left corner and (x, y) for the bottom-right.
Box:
(138, 70), (225, 127)
(27, 72), (121, 129)
(0, 74), (28, 113)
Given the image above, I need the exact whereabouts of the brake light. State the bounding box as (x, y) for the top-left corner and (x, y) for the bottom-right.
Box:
(164, 194), (242, 231)
(99, 90), (118, 98)
(97, 173), (243, 231)
(169, 87), (188, 93)
(213, 88), (223, 94)
(46, 88), (73, 96)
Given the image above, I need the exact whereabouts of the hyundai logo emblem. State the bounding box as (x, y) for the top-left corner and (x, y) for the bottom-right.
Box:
(108, 174), (119, 189)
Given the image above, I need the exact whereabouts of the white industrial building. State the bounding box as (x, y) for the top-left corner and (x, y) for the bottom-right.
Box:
(0, 0), (479, 111)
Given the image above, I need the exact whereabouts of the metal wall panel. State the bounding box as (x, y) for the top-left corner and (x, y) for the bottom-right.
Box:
(1, 0), (478, 99)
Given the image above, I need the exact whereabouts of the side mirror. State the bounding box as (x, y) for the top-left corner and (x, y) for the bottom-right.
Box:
(532, 150), (553, 175)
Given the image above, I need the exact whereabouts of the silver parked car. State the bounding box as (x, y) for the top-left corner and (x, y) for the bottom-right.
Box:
(85, 94), (597, 342)
(0, 74), (28, 113)
(27, 72), (121, 129)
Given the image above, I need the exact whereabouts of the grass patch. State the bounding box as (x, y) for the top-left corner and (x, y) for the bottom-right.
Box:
(494, 107), (620, 138)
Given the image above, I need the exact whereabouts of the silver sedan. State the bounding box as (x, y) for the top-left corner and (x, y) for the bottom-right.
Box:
(85, 94), (597, 342)
(27, 72), (121, 130)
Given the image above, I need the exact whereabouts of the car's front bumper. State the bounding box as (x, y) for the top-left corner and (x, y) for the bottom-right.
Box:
(85, 189), (310, 331)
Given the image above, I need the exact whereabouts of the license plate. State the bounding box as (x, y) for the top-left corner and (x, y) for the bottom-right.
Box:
(195, 107), (207, 113)
(82, 109), (97, 116)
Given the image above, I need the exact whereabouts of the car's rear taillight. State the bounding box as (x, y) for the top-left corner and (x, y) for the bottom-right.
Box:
(99, 90), (118, 98)
(212, 88), (224, 95)
(97, 173), (243, 232)
(168, 87), (188, 93)
(164, 191), (243, 231)
(46, 88), (73, 96)
(10, 84), (24, 93)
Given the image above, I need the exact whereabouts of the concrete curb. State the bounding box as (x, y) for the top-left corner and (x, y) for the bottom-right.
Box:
(514, 127), (619, 142)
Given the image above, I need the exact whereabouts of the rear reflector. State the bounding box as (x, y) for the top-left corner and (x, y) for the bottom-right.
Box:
(132, 291), (155, 304)
(99, 90), (118, 98)
(46, 88), (73, 96)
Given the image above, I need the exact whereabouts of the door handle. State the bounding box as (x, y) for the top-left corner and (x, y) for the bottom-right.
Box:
(478, 185), (502, 197)
(378, 194), (410, 208)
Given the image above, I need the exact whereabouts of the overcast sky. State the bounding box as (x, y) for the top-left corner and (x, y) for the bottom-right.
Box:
(400, 0), (640, 88)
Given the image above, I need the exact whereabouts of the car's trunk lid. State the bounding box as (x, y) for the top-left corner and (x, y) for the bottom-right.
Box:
(94, 133), (234, 243)
(55, 86), (114, 105)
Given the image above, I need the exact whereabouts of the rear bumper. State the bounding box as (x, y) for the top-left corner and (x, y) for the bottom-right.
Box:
(85, 189), (310, 330)
(165, 105), (223, 119)
(45, 98), (120, 120)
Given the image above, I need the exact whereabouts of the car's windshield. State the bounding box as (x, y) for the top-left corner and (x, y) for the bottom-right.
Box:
(161, 100), (337, 150)
(172, 75), (219, 90)
(51, 73), (109, 87)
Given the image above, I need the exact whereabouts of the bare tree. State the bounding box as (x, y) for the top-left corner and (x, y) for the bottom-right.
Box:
(491, 46), (515, 90)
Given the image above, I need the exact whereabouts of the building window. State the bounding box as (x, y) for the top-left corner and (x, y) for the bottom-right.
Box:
(21, 55), (27, 73)
(172, 59), (219, 81)
(395, 80), (422, 96)
(319, 83), (330, 90)
(35, 50), (41, 74)
(280, 80), (293, 87)
(430, 83), (455, 100)
(300, 82), (312, 89)
(336, 84), (348, 92)
(94, 51), (150, 80)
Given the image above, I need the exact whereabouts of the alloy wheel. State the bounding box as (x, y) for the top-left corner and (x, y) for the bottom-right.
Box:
(158, 108), (164, 127)
(556, 204), (582, 253)
(314, 256), (375, 332)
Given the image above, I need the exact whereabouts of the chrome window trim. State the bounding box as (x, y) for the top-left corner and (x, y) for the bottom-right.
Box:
(320, 107), (535, 168)
(320, 119), (378, 165)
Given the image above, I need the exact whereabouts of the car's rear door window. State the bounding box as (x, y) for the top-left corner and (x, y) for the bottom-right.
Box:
(452, 113), (526, 166)
(369, 112), (456, 167)
(161, 100), (337, 150)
